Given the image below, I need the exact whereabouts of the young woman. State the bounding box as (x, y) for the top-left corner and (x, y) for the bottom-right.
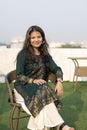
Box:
(14, 25), (75, 130)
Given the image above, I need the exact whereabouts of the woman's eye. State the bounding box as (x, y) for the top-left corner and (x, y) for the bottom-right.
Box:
(38, 36), (41, 39)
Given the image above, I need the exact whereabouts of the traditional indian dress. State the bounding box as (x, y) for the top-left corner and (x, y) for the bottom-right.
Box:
(14, 50), (64, 130)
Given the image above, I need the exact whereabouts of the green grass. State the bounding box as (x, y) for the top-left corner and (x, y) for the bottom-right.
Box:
(0, 81), (87, 130)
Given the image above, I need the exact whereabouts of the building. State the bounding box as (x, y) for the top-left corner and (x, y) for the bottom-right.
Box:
(9, 37), (24, 48)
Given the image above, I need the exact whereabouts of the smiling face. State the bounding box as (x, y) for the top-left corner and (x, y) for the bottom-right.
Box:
(30, 31), (43, 49)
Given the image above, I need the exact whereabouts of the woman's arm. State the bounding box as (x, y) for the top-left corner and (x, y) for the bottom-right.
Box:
(55, 79), (63, 97)
(49, 55), (63, 96)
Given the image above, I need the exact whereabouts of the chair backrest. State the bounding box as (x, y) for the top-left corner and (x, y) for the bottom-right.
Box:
(47, 72), (56, 83)
(5, 70), (16, 105)
(6, 70), (16, 83)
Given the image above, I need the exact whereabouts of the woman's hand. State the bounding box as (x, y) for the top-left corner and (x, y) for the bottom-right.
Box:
(33, 79), (46, 85)
(55, 81), (63, 97)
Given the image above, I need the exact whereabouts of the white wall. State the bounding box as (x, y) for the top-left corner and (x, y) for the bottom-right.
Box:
(0, 48), (87, 82)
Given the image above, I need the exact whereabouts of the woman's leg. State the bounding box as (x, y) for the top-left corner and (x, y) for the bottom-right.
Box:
(28, 103), (64, 130)
(14, 89), (31, 115)
(14, 89), (75, 130)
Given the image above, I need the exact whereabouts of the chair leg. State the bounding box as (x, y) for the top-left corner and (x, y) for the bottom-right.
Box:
(72, 72), (76, 90)
(10, 106), (16, 130)
(73, 70), (78, 91)
(73, 75), (78, 91)
(15, 107), (21, 130)
(10, 106), (21, 130)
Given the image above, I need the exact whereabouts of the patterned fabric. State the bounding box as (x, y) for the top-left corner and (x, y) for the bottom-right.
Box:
(15, 83), (59, 117)
(14, 50), (63, 117)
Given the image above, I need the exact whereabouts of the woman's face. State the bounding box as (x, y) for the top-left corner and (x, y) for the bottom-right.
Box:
(30, 31), (43, 48)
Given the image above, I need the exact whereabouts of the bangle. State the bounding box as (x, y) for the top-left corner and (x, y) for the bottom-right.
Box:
(29, 79), (34, 84)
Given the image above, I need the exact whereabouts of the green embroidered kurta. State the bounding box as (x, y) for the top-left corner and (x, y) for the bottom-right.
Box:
(14, 50), (63, 117)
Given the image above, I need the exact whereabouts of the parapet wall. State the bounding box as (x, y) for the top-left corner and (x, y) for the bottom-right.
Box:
(0, 48), (87, 82)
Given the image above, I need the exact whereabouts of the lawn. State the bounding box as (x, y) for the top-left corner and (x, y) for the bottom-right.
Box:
(0, 81), (87, 130)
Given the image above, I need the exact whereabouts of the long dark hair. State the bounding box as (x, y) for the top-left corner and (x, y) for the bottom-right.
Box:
(23, 25), (49, 55)
(18, 25), (50, 71)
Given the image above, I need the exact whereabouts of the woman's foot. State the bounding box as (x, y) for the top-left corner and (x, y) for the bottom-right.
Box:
(62, 125), (74, 130)
(58, 123), (75, 130)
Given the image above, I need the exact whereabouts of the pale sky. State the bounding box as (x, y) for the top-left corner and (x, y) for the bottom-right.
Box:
(0, 0), (87, 44)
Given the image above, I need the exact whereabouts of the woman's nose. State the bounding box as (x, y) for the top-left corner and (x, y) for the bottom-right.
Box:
(35, 38), (38, 41)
